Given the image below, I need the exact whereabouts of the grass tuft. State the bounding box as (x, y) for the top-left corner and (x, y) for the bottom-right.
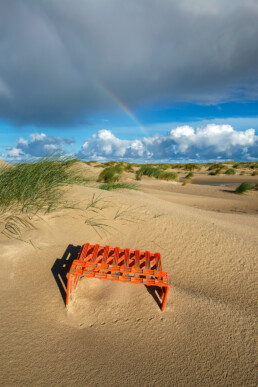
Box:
(235, 182), (256, 194)
(185, 172), (194, 179)
(0, 207), (36, 244)
(136, 166), (178, 181)
(225, 168), (236, 175)
(99, 182), (138, 191)
(0, 157), (89, 243)
(0, 157), (86, 214)
(184, 163), (199, 171)
(97, 165), (124, 183)
(123, 164), (135, 173)
(208, 168), (221, 175)
(207, 163), (225, 171)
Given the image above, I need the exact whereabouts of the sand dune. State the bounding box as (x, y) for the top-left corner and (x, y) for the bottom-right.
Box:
(0, 159), (11, 168)
(0, 174), (257, 386)
(138, 176), (258, 214)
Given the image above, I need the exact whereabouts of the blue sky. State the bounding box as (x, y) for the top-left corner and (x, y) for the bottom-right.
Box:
(0, 1), (258, 162)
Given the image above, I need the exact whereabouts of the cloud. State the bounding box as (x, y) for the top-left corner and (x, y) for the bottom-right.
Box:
(77, 125), (258, 162)
(0, 0), (258, 126)
(4, 124), (258, 162)
(6, 133), (74, 160)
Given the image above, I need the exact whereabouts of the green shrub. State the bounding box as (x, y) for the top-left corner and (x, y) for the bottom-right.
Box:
(209, 168), (221, 176)
(123, 164), (135, 173)
(184, 163), (199, 171)
(225, 168), (236, 175)
(103, 161), (117, 167)
(97, 165), (123, 183)
(235, 182), (256, 194)
(136, 166), (159, 180)
(172, 163), (184, 169)
(185, 172), (194, 179)
(159, 171), (178, 181)
(136, 166), (178, 181)
(208, 163), (225, 171)
(252, 170), (258, 176)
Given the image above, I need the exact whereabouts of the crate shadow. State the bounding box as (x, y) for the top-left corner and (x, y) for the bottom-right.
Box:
(145, 285), (163, 311)
(51, 244), (81, 306)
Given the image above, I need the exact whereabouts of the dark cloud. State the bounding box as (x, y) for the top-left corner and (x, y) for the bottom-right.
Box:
(0, 0), (258, 126)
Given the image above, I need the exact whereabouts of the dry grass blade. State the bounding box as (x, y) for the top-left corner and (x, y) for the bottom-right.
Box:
(85, 193), (110, 212)
(84, 216), (111, 237)
(0, 212), (36, 244)
(113, 205), (143, 223)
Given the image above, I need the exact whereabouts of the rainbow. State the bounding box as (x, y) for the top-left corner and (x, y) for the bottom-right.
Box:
(96, 82), (163, 159)
(96, 83), (150, 137)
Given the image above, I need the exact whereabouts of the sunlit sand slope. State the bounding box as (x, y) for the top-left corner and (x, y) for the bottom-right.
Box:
(0, 184), (257, 386)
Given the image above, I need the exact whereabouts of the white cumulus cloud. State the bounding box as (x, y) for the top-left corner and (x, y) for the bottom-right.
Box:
(4, 125), (257, 162)
(77, 125), (258, 162)
(6, 133), (75, 160)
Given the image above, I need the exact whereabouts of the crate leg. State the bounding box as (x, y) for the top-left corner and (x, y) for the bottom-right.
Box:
(161, 286), (169, 312)
(66, 274), (81, 306)
(66, 273), (71, 306)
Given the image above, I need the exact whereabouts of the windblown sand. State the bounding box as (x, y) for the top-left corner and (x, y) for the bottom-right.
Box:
(0, 172), (257, 386)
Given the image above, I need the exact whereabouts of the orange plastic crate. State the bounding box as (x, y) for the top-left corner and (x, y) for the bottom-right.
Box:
(66, 243), (169, 311)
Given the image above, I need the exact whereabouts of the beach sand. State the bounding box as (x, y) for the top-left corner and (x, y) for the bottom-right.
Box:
(0, 167), (257, 386)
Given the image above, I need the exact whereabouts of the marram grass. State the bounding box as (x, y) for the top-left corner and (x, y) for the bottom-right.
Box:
(225, 168), (236, 175)
(0, 157), (88, 243)
(0, 157), (86, 214)
(136, 166), (178, 181)
(99, 182), (138, 191)
(185, 172), (194, 179)
(97, 165), (124, 183)
(235, 182), (257, 194)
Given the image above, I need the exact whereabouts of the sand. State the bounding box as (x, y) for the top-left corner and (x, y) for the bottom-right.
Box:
(0, 160), (11, 168)
(0, 167), (257, 386)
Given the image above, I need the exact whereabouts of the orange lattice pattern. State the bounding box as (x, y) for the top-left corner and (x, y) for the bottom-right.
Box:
(66, 243), (169, 311)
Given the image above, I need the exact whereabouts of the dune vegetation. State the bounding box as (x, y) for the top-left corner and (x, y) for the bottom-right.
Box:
(99, 182), (138, 191)
(183, 172), (194, 186)
(235, 182), (258, 194)
(185, 172), (194, 179)
(136, 166), (178, 181)
(87, 160), (258, 176)
(1, 157), (258, 242)
(225, 168), (237, 175)
(0, 157), (87, 242)
(97, 165), (124, 183)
